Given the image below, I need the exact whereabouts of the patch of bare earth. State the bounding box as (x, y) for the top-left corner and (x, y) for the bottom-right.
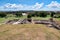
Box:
(0, 24), (60, 40)
(54, 18), (60, 25)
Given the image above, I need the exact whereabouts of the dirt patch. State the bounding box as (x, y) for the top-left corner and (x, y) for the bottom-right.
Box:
(0, 24), (60, 40)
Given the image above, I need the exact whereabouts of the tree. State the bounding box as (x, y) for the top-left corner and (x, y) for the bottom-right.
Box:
(27, 14), (32, 18)
(27, 14), (32, 22)
(39, 12), (47, 17)
(50, 12), (55, 17)
(0, 12), (7, 18)
(15, 12), (22, 17)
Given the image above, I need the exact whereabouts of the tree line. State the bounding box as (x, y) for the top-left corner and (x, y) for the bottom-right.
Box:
(0, 11), (60, 18)
(27, 11), (60, 18)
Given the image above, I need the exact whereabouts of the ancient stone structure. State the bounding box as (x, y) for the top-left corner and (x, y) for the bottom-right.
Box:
(4, 18), (60, 30)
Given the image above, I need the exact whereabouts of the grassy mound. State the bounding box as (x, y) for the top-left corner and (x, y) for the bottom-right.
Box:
(0, 24), (60, 40)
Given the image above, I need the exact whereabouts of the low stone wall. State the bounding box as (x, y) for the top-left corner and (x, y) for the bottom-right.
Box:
(3, 19), (60, 30)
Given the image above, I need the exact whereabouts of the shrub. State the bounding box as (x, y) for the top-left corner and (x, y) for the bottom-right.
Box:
(50, 12), (55, 17)
(0, 13), (7, 17)
(39, 12), (47, 17)
(32, 11), (48, 17)
(27, 14), (32, 18)
(15, 13), (22, 17)
(27, 14), (32, 22)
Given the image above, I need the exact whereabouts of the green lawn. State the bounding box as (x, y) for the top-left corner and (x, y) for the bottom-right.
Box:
(32, 17), (50, 20)
(0, 15), (27, 23)
(32, 15), (51, 20)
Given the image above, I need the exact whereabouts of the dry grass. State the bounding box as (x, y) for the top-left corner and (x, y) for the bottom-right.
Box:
(0, 24), (60, 40)
(54, 18), (60, 25)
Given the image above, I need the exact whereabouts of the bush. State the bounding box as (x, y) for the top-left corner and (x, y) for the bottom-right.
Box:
(50, 12), (55, 17)
(27, 14), (32, 22)
(27, 14), (32, 18)
(31, 13), (35, 17)
(39, 12), (47, 17)
(15, 13), (22, 17)
(0, 13), (7, 17)
(31, 11), (48, 17)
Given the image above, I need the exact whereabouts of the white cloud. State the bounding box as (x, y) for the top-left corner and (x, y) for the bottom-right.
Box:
(46, 1), (60, 8)
(4, 3), (23, 9)
(32, 3), (44, 9)
(0, 1), (60, 11)
(0, 2), (44, 11)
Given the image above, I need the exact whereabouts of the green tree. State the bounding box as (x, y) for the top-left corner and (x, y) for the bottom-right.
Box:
(0, 13), (7, 18)
(27, 14), (32, 22)
(50, 12), (55, 17)
(39, 12), (47, 17)
(15, 12), (22, 17)
(27, 14), (32, 18)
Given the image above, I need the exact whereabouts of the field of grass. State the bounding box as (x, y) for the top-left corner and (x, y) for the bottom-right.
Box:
(0, 15), (60, 24)
(0, 24), (60, 40)
(32, 15), (51, 20)
(0, 15), (50, 23)
(0, 15), (27, 23)
(55, 18), (60, 21)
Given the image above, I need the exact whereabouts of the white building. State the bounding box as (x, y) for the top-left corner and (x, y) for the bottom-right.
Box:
(22, 13), (27, 16)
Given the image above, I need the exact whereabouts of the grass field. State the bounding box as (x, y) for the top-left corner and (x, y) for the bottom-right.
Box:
(0, 15), (60, 24)
(0, 24), (60, 40)
(55, 18), (60, 21)
(0, 15), (27, 23)
(0, 15), (51, 23)
(32, 15), (51, 20)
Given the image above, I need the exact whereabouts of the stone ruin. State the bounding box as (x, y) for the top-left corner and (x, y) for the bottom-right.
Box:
(3, 18), (60, 30)
(4, 19), (32, 24)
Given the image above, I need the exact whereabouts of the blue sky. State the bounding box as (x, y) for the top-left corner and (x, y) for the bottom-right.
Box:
(0, 0), (60, 11)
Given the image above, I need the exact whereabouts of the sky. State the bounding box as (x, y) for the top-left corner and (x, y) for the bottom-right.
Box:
(0, 0), (60, 11)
